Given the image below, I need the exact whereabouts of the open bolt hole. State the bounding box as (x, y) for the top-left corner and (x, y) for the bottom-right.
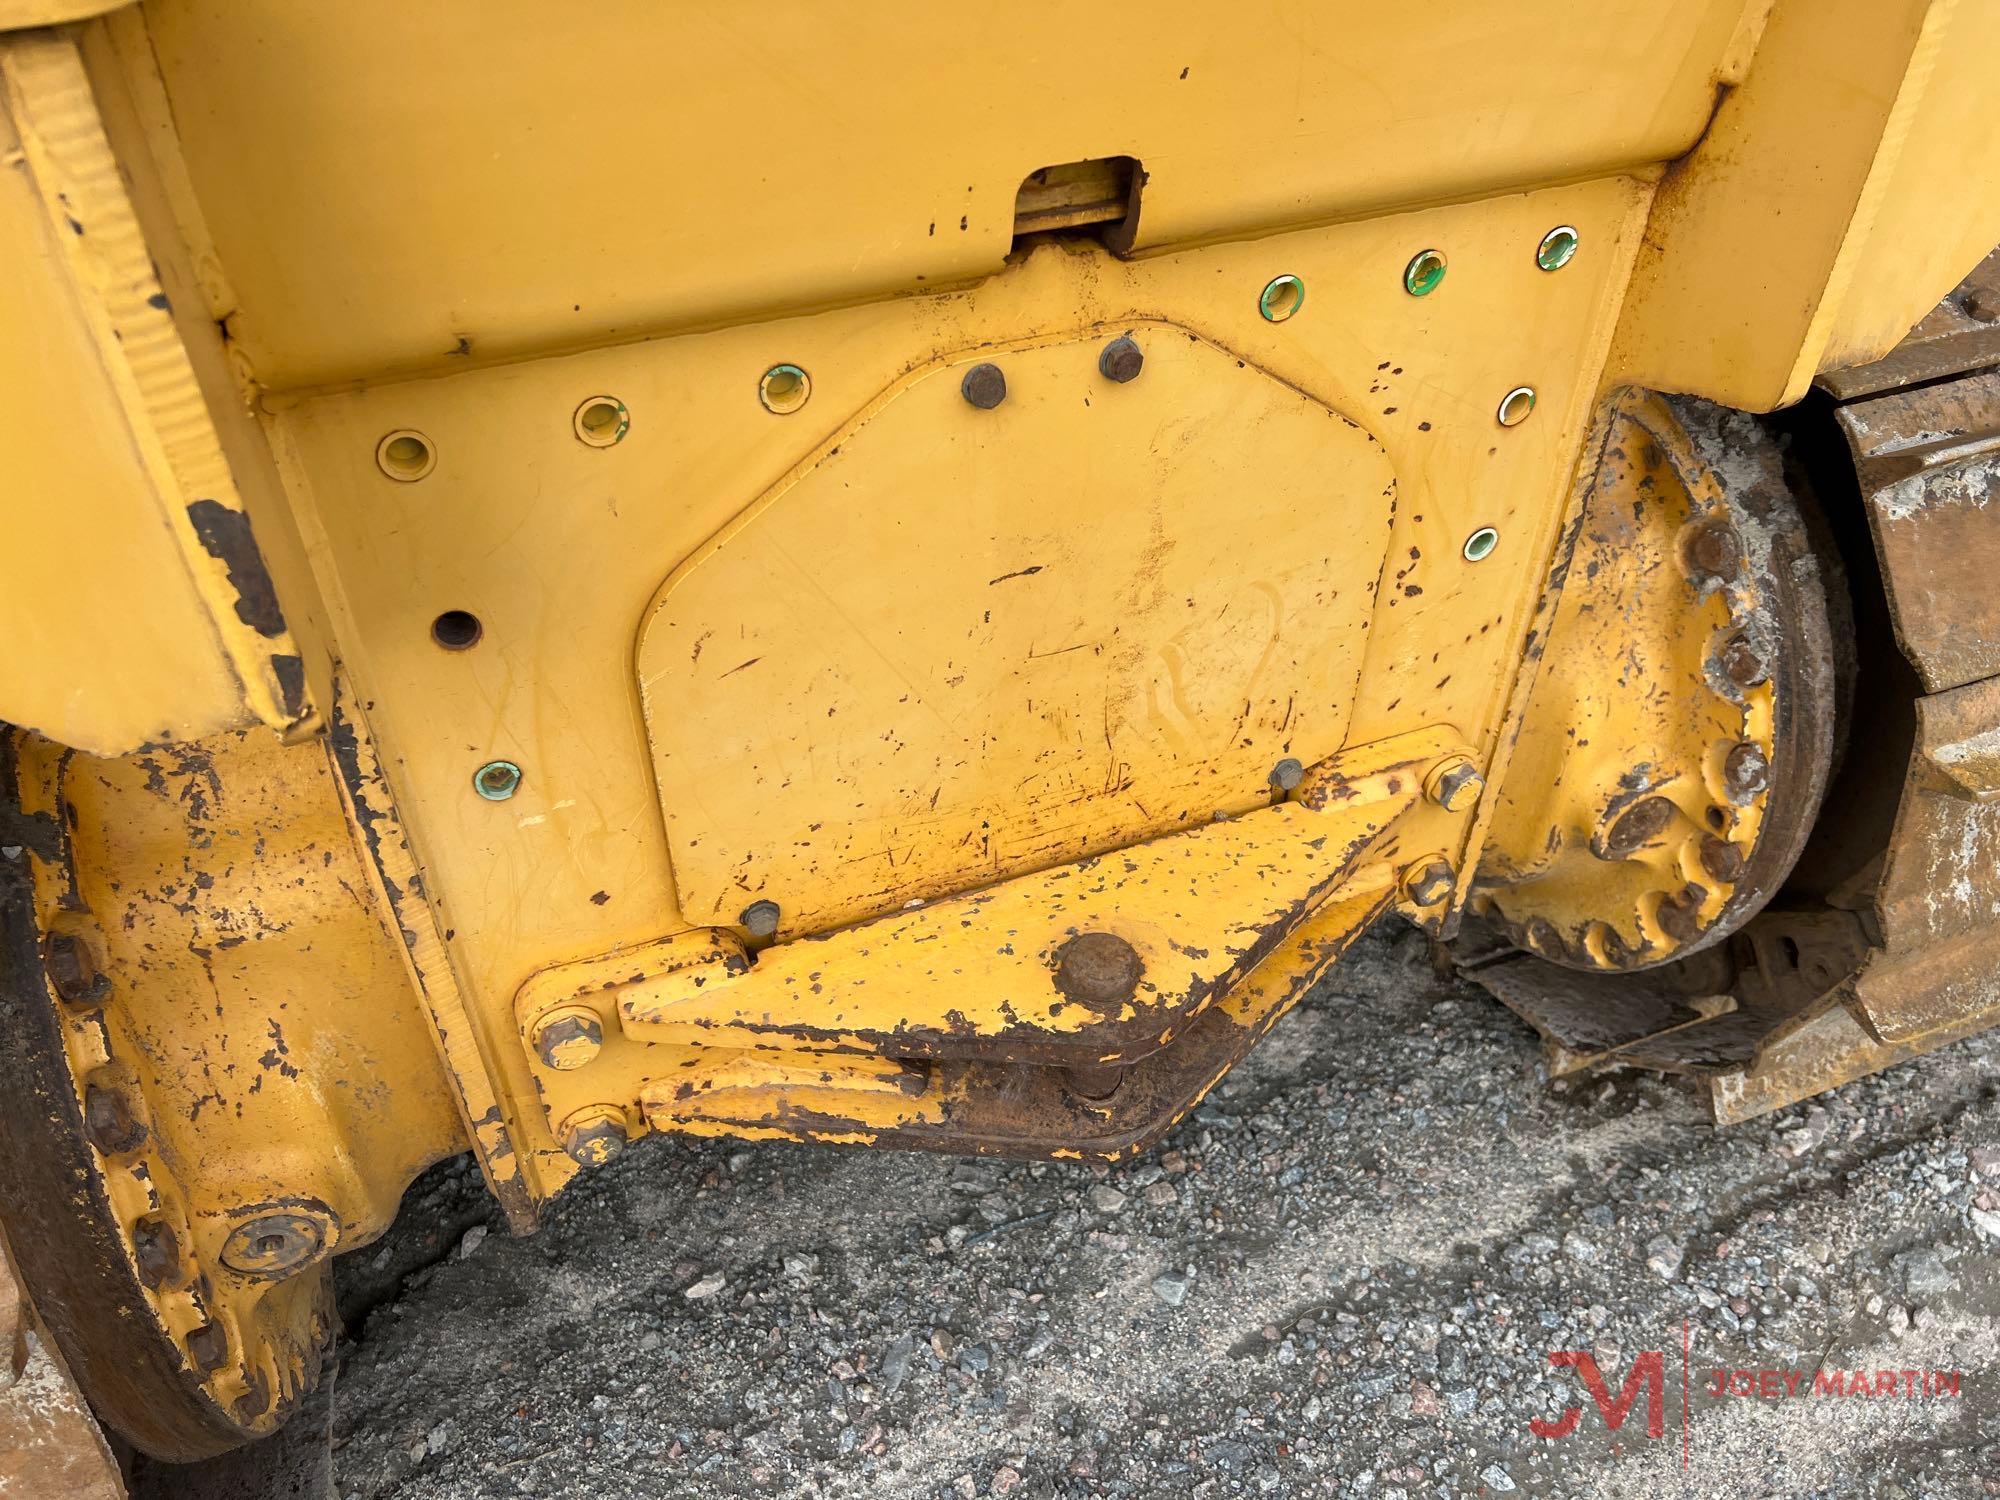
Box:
(430, 610), (483, 650)
(1496, 386), (1537, 427)
(1259, 274), (1305, 322)
(573, 396), (629, 447)
(1403, 249), (1447, 297)
(474, 760), (522, 801)
(758, 364), (811, 415)
(375, 430), (435, 481)
(1537, 225), (1580, 271)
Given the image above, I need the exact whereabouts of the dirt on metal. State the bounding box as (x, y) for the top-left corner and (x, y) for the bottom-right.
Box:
(324, 927), (2000, 1499)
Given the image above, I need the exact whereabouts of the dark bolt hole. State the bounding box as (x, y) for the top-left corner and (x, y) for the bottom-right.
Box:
(432, 610), (483, 651)
(255, 1233), (288, 1255)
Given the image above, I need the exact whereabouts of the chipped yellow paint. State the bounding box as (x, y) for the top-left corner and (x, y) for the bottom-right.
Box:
(615, 728), (1451, 1060)
(0, 36), (317, 754)
(630, 885), (1397, 1151)
(8, 725), (463, 1442)
(640, 325), (1401, 936)
(272, 182), (1648, 1189)
(1477, 393), (1778, 966)
(641, 1052), (943, 1134)
(129, 0), (1759, 389)
(0, 0), (1991, 1291)
(326, 678), (537, 1225)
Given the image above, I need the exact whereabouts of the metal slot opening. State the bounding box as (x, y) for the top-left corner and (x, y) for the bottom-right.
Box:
(1012, 156), (1142, 254)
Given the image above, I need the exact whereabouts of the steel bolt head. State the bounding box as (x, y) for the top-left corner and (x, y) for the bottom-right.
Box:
(532, 1008), (604, 1071)
(1268, 757), (1305, 792)
(1655, 883), (1706, 942)
(1425, 758), (1485, 813)
(1522, 917), (1568, 962)
(234, 1373), (274, 1423)
(1052, 932), (1144, 1011)
(132, 1216), (183, 1290)
(185, 1322), (230, 1375)
(561, 1107), (631, 1169)
(1402, 859), (1456, 908)
(1098, 336), (1144, 383)
(82, 1081), (146, 1155)
(961, 362), (1007, 409)
(1723, 741), (1770, 803)
(1699, 834), (1747, 883)
(43, 932), (110, 1006)
(1716, 632), (1769, 688)
(1599, 795), (1680, 859)
(740, 899), (782, 938)
(1682, 520), (1742, 584)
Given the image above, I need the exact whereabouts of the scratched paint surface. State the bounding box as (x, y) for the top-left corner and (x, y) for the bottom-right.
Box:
(274, 180), (1649, 1183)
(639, 327), (1397, 934)
(1478, 394), (1783, 968)
(617, 741), (1423, 1059)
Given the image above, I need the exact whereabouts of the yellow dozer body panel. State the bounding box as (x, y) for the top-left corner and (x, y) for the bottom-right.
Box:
(2, 0), (1999, 1461)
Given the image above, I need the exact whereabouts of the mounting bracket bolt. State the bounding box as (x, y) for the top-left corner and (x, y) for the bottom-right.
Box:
(1424, 758), (1485, 813)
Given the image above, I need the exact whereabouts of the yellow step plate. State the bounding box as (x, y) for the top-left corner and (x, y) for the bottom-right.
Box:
(519, 727), (1457, 1067)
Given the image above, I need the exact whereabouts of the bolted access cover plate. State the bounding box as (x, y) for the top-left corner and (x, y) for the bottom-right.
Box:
(637, 323), (1398, 936)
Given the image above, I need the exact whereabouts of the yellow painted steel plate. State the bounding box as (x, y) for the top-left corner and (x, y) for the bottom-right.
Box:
(638, 325), (1397, 934)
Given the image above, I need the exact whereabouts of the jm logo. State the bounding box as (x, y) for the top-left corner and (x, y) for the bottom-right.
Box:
(1530, 1351), (1668, 1440)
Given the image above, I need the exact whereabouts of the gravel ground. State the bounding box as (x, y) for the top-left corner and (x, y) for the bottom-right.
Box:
(326, 926), (2000, 1499)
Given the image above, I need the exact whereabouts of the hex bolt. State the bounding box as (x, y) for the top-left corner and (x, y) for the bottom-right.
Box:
(43, 932), (110, 1006)
(561, 1106), (632, 1169)
(1723, 741), (1770, 803)
(1268, 757), (1305, 792)
(961, 363), (1007, 409)
(82, 1081), (147, 1155)
(1598, 795), (1679, 859)
(1424, 757), (1485, 813)
(1655, 883), (1706, 942)
(1699, 834), (1747, 883)
(185, 1322), (231, 1375)
(1401, 859), (1457, 908)
(1593, 921), (1635, 969)
(531, 1007), (605, 1071)
(740, 899), (782, 938)
(132, 1217), (183, 1290)
(1052, 932), (1144, 1011)
(1098, 336), (1144, 383)
(1682, 520), (1742, 585)
(219, 1211), (328, 1277)
(1716, 632), (1769, 688)
(1963, 288), (2000, 323)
